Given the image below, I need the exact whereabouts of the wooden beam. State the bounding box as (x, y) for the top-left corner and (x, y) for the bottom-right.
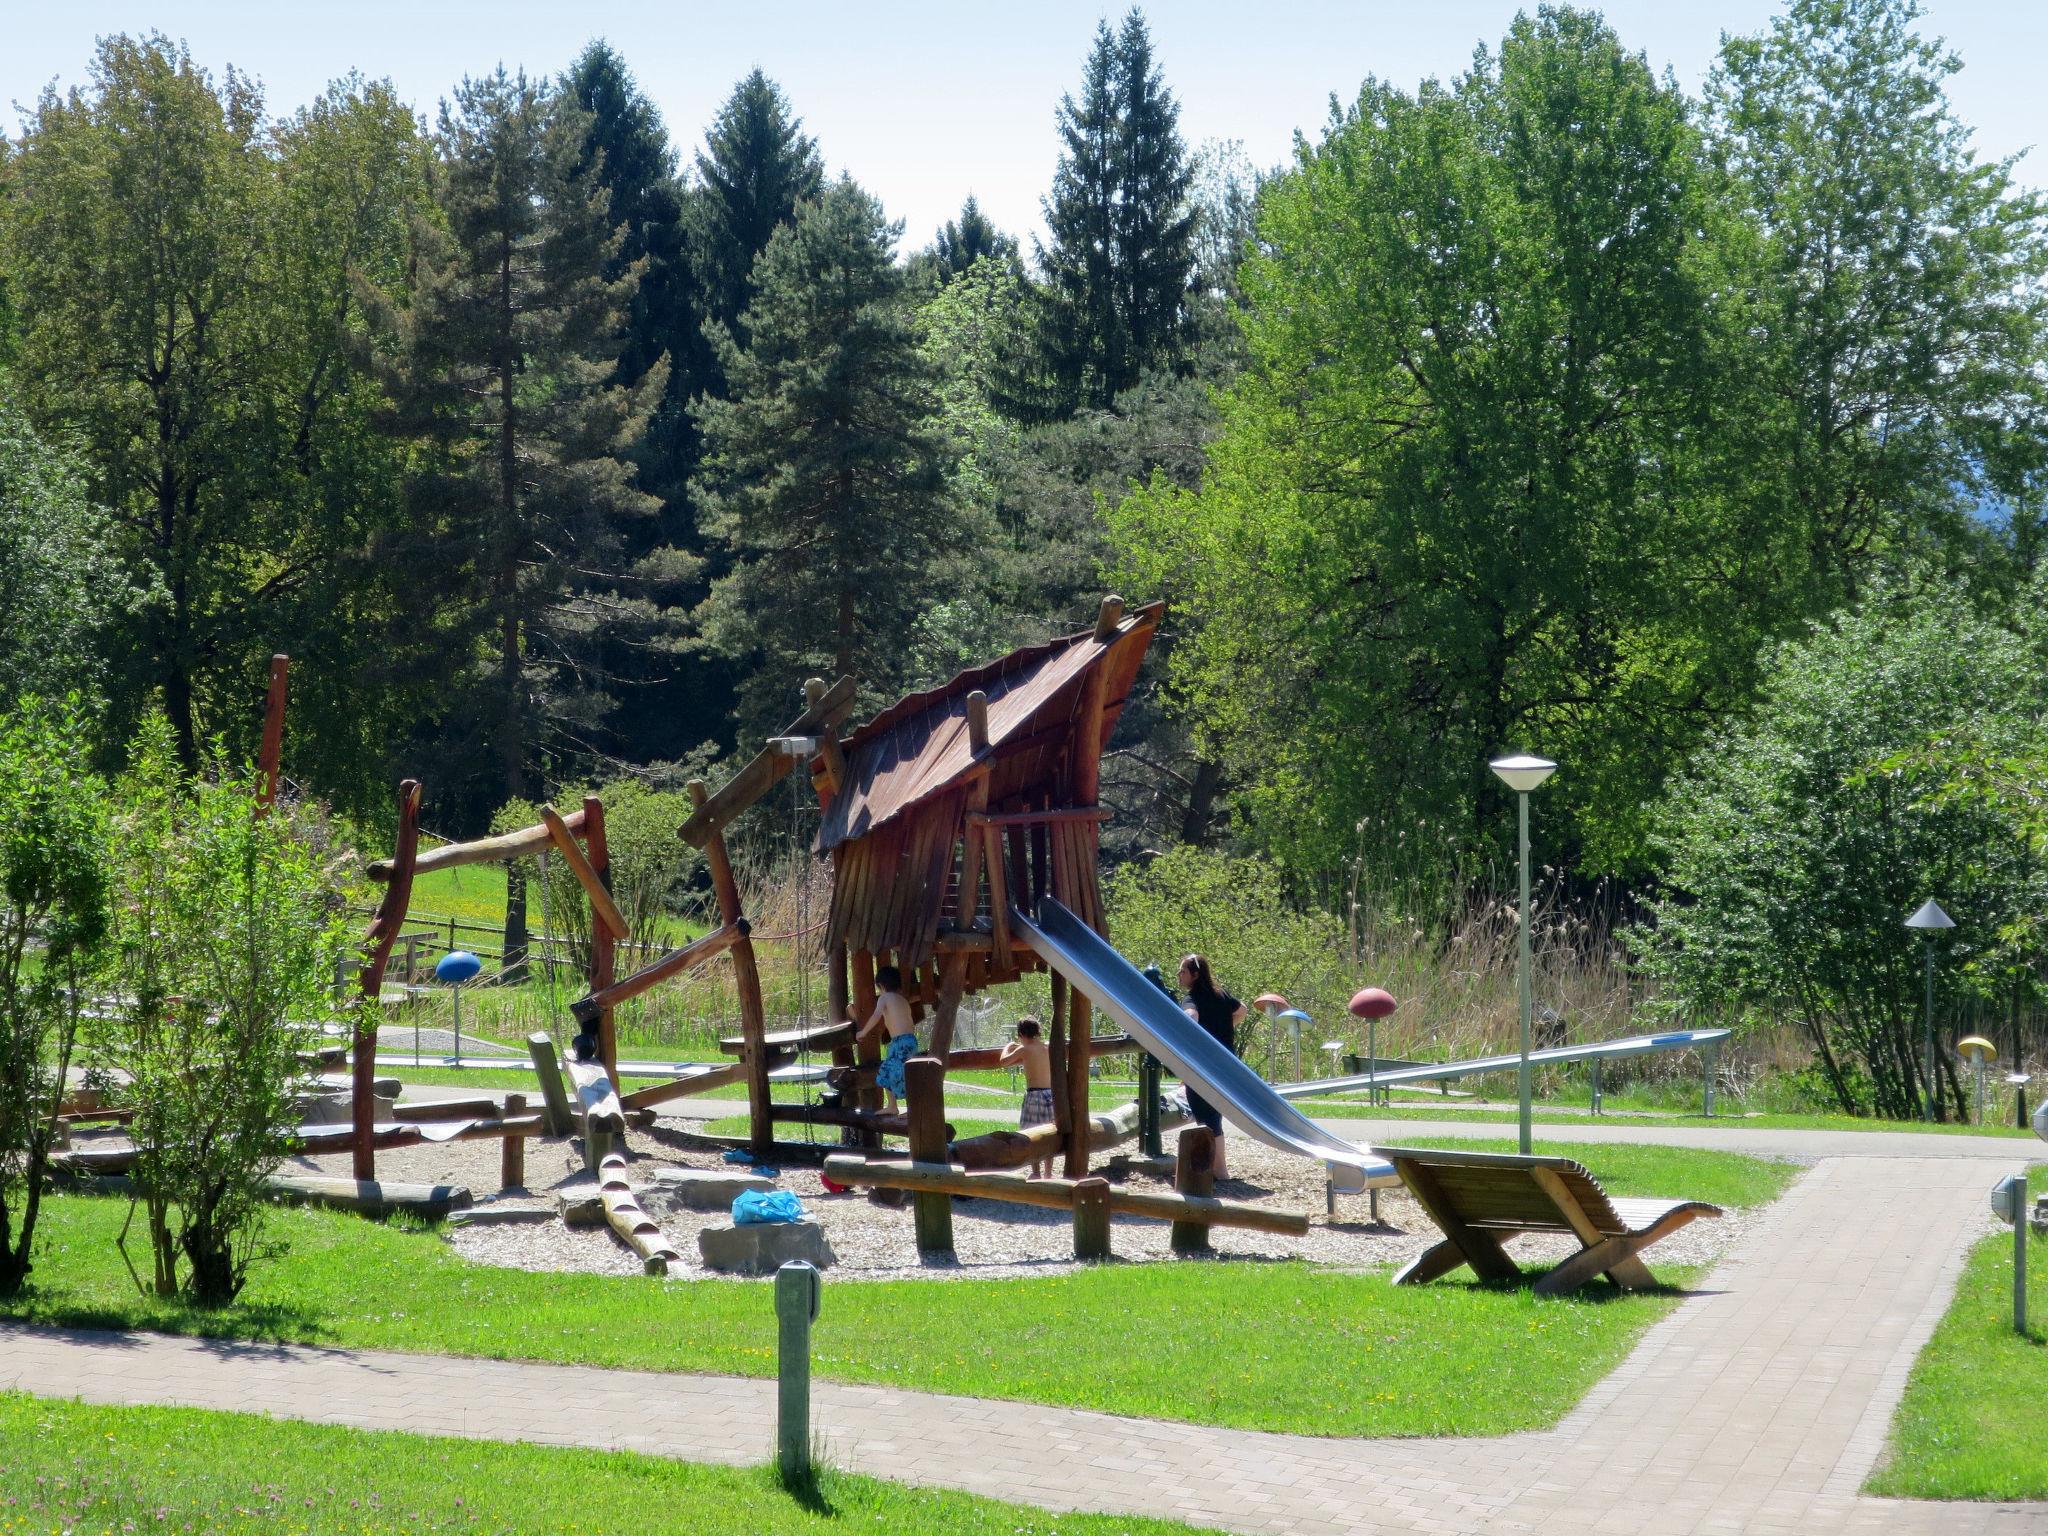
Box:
(541, 804), (629, 941)
(571, 921), (745, 1025)
(256, 653), (289, 812)
(766, 1103), (951, 1138)
(617, 1060), (754, 1110)
(926, 952), (969, 1062)
(820, 1156), (1309, 1236)
(526, 1032), (574, 1136)
(1064, 989), (1092, 1178)
(355, 777), (421, 1180)
(676, 676), (858, 848)
(965, 808), (1110, 829)
(1092, 593), (1126, 642)
(391, 1096), (500, 1123)
(581, 795), (619, 1088)
(948, 1121), (1066, 1171)
(689, 778), (773, 1157)
(367, 810), (586, 883)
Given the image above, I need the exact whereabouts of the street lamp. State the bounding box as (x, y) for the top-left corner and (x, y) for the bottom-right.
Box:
(1490, 753), (1556, 1154)
(1904, 899), (1954, 1123)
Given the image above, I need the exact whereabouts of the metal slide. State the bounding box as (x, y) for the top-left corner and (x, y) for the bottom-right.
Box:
(1271, 1027), (1734, 1101)
(1011, 899), (1397, 1193)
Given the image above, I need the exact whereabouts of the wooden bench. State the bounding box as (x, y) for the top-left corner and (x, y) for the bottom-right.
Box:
(718, 1020), (854, 1057)
(1379, 1144), (1720, 1295)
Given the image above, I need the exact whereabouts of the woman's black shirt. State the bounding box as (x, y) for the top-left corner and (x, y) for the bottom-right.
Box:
(1189, 989), (1240, 1055)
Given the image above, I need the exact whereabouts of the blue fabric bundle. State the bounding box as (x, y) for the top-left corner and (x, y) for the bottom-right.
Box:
(733, 1189), (805, 1225)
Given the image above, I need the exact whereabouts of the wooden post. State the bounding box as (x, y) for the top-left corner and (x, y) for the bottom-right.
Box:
(827, 942), (852, 1068)
(501, 1092), (527, 1190)
(1171, 1127), (1216, 1255)
(926, 952), (969, 1062)
(1073, 1175), (1111, 1261)
(355, 778), (421, 1181)
(965, 689), (990, 754)
(690, 778), (772, 1157)
(526, 1032), (574, 1136)
(256, 654), (289, 813)
(581, 795), (619, 1089)
(1064, 990), (1092, 1178)
(1046, 974), (1071, 1143)
(906, 1056), (953, 1255)
(1092, 593), (1126, 642)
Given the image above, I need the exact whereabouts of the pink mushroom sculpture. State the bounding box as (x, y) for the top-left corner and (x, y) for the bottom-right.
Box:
(1347, 987), (1397, 1103)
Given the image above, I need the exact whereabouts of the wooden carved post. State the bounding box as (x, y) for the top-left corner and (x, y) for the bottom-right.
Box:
(1172, 1127), (1216, 1255)
(905, 1056), (953, 1256)
(690, 779), (772, 1157)
(501, 1092), (527, 1190)
(256, 654), (289, 814)
(355, 779), (422, 1181)
(581, 795), (619, 1089)
(1073, 1175), (1112, 1261)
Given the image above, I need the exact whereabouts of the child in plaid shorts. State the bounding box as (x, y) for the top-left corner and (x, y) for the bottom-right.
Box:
(999, 1017), (1056, 1178)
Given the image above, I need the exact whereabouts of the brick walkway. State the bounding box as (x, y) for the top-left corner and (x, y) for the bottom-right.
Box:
(5, 1150), (2040, 1531)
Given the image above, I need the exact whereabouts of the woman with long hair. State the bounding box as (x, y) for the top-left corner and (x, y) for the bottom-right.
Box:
(1177, 953), (1246, 1179)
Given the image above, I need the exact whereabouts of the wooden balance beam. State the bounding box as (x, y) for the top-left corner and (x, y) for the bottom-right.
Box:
(819, 1155), (1308, 1236)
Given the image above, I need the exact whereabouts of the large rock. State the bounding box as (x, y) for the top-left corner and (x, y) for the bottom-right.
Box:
(555, 1188), (605, 1229)
(642, 1166), (776, 1217)
(697, 1219), (835, 1277)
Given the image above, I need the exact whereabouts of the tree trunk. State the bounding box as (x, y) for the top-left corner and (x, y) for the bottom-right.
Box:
(1179, 755), (1223, 845)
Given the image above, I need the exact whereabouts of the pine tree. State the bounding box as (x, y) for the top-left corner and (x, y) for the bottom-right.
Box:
(930, 195), (1018, 280)
(1024, 8), (1196, 416)
(691, 179), (957, 729)
(379, 68), (662, 814)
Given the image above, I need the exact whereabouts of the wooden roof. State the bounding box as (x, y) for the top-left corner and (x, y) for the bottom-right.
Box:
(815, 602), (1161, 854)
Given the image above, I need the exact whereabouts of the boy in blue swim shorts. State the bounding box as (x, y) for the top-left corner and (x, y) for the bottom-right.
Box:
(855, 963), (918, 1113)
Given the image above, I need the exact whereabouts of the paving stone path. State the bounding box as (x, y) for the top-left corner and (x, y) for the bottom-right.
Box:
(3, 1148), (2041, 1533)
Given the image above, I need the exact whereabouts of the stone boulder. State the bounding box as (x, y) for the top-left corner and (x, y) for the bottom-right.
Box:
(641, 1166), (777, 1217)
(555, 1187), (605, 1229)
(697, 1219), (835, 1277)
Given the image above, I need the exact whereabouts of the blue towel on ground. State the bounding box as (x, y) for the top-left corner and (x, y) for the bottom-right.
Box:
(733, 1189), (805, 1225)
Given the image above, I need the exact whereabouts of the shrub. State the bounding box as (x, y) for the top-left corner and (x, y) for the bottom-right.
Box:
(97, 717), (346, 1306)
(0, 695), (110, 1293)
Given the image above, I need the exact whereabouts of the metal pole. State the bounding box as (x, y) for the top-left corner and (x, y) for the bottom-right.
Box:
(1367, 1016), (1378, 1108)
(2016, 1168), (2028, 1337)
(775, 1260), (820, 1479)
(1517, 789), (1533, 1156)
(1923, 939), (1936, 1123)
(1704, 1041), (1717, 1118)
(1590, 1056), (1601, 1116)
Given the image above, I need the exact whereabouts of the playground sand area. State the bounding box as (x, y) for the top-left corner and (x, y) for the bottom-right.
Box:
(292, 1118), (1756, 1282)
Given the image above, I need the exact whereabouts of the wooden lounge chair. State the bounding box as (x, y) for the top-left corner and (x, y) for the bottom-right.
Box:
(1379, 1144), (1720, 1295)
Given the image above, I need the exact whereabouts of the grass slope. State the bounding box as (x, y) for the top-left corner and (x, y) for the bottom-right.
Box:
(1866, 1224), (2048, 1500)
(10, 1188), (1734, 1439)
(0, 1392), (1198, 1535)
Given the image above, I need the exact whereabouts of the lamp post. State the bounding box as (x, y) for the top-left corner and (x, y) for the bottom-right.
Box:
(1490, 754), (1557, 1154)
(1904, 899), (1954, 1123)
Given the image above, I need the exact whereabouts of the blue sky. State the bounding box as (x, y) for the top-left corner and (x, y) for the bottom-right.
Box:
(4, 2), (2041, 253)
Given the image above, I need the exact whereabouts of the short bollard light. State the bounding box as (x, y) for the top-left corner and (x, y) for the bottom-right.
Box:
(1991, 1171), (2028, 1335)
(775, 1259), (822, 1478)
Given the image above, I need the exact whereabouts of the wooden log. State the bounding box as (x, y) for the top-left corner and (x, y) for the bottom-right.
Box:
(1065, 989), (1092, 1179)
(819, 1155), (1308, 1236)
(392, 1096), (500, 1123)
(356, 778), (421, 1180)
(256, 653), (289, 812)
(572, 921), (745, 1024)
(541, 803), (629, 941)
(676, 676), (858, 849)
(366, 809), (585, 882)
(526, 1032), (575, 1136)
(766, 1103), (952, 1139)
(570, 1058), (626, 1133)
(618, 1061), (754, 1110)
(581, 794), (618, 1088)
(949, 1121), (1066, 1171)
(906, 1057), (953, 1255)
(264, 1174), (470, 1221)
(691, 779), (773, 1157)
(1172, 1127), (1216, 1254)
(1073, 1176), (1112, 1261)
(926, 952), (969, 1062)
(598, 1151), (683, 1276)
(1092, 592), (1126, 642)
(965, 689), (990, 754)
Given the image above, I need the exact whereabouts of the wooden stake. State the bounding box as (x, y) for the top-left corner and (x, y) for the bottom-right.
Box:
(1172, 1127), (1216, 1254)
(501, 1093), (527, 1190)
(906, 1057), (953, 1255)
(355, 778), (421, 1181)
(1073, 1176), (1112, 1261)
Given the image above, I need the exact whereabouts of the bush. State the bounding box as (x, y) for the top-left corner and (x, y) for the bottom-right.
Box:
(1640, 585), (2047, 1119)
(96, 717), (346, 1306)
(0, 695), (110, 1293)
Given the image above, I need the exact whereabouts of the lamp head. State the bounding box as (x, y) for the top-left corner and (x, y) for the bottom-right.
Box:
(1904, 899), (1954, 932)
(1489, 754), (1557, 794)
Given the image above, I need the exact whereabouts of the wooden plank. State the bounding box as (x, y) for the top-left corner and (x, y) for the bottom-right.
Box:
(366, 810), (585, 883)
(572, 921), (745, 1024)
(906, 1057), (953, 1254)
(618, 1061), (757, 1110)
(1390, 1156), (1522, 1284)
(719, 1019), (854, 1057)
(256, 653), (289, 812)
(820, 1155), (1309, 1236)
(581, 795), (619, 1088)
(526, 1032), (574, 1136)
(356, 777), (421, 1180)
(676, 676), (858, 848)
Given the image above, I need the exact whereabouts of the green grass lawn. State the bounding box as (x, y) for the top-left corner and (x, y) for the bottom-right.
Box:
(4, 1176), (1768, 1439)
(405, 862), (512, 928)
(1866, 1224), (2048, 1500)
(0, 1393), (1196, 1535)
